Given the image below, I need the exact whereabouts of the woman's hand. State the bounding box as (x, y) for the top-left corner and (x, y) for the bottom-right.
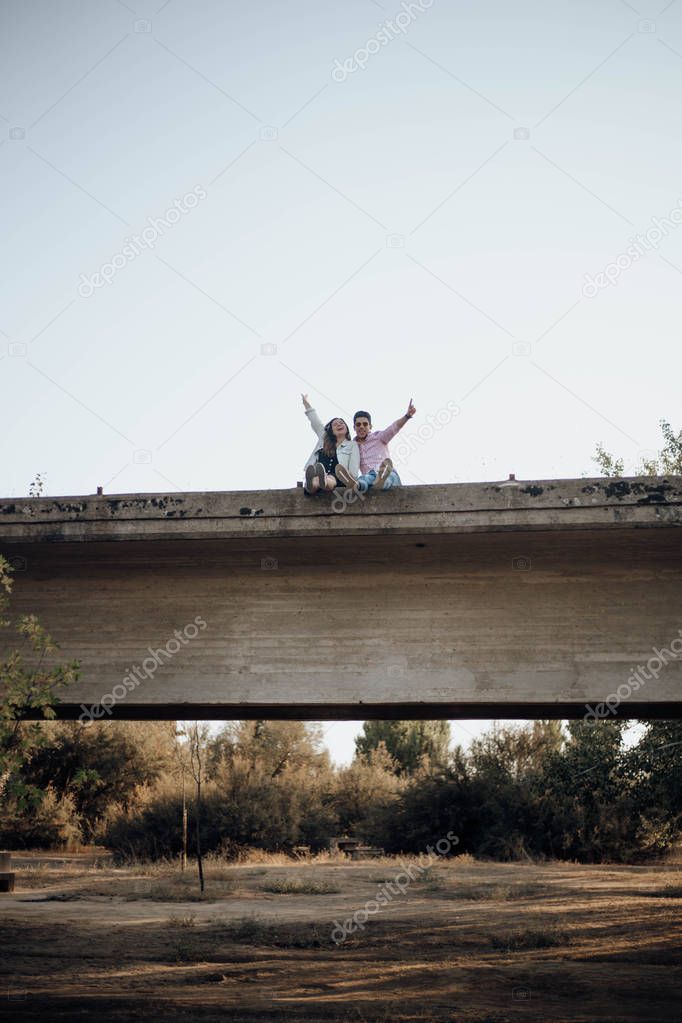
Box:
(301, 393), (312, 410)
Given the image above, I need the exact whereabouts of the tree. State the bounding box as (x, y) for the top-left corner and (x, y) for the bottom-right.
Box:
(592, 443), (624, 478)
(333, 744), (403, 838)
(164, 723), (191, 870)
(469, 721), (564, 781)
(593, 419), (682, 476)
(536, 720), (634, 862)
(99, 716), (682, 863)
(208, 721), (336, 854)
(23, 721), (173, 842)
(210, 720), (330, 778)
(640, 420), (682, 475)
(0, 555), (79, 804)
(355, 720), (451, 775)
(623, 721), (682, 855)
(462, 722), (564, 860)
(180, 721), (211, 893)
(590, 418), (681, 857)
(28, 474), (46, 497)
(377, 746), (475, 855)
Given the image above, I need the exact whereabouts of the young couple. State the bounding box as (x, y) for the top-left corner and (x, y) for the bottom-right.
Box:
(301, 393), (416, 495)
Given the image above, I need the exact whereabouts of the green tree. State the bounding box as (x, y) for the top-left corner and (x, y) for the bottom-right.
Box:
(624, 721), (682, 855)
(593, 419), (682, 476)
(591, 419), (681, 857)
(333, 744), (403, 839)
(0, 555), (78, 805)
(210, 720), (330, 777)
(592, 443), (624, 477)
(464, 722), (565, 859)
(22, 721), (173, 841)
(537, 720), (634, 862)
(179, 721), (211, 893)
(208, 721), (336, 853)
(355, 720), (451, 775)
(28, 473), (46, 497)
(373, 745), (474, 855)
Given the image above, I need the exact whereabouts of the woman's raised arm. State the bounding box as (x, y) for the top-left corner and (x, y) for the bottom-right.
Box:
(302, 394), (324, 440)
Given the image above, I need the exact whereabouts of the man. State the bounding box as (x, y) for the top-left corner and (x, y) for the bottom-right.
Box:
(336, 400), (416, 491)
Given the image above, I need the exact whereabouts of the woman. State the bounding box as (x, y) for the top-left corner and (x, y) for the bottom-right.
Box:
(301, 393), (360, 494)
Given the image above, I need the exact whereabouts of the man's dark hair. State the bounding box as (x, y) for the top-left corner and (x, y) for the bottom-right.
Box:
(353, 410), (372, 424)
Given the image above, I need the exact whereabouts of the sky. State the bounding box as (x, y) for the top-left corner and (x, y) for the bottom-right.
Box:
(1, 0), (680, 763)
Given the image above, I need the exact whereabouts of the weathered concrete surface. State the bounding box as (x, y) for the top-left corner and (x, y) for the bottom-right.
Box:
(1, 478), (681, 720)
(1, 477), (681, 542)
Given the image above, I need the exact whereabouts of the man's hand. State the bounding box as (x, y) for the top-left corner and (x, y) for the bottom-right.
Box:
(395, 399), (416, 432)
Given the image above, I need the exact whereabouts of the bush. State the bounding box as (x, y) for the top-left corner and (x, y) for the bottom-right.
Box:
(260, 878), (340, 894)
(490, 927), (568, 952)
(101, 788), (186, 862)
(102, 758), (341, 861)
(0, 787), (82, 849)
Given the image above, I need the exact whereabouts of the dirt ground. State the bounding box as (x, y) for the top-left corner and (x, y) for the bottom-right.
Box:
(1, 853), (681, 1022)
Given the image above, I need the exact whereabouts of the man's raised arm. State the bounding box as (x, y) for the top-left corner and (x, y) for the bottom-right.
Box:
(375, 399), (416, 443)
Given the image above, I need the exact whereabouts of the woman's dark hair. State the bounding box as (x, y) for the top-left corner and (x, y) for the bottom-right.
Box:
(322, 418), (350, 457)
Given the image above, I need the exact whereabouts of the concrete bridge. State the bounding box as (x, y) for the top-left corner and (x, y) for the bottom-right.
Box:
(1, 477), (681, 721)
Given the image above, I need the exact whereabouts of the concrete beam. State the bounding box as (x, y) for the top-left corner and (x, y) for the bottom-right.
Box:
(1, 478), (681, 720)
(1, 477), (681, 543)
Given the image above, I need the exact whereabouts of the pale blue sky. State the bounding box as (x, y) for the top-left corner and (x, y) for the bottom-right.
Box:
(2, 0), (680, 762)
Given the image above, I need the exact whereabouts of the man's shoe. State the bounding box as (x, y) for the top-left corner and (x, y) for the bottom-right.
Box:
(376, 458), (393, 488)
(304, 464), (317, 493)
(334, 464), (358, 489)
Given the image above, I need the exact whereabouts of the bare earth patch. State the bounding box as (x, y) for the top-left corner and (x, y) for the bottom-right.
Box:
(1, 855), (681, 1021)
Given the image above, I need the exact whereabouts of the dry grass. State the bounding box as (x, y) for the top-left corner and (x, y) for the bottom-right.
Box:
(215, 847), (350, 866)
(436, 880), (550, 901)
(218, 915), (338, 948)
(640, 883), (682, 898)
(166, 912), (197, 929)
(260, 877), (341, 895)
(489, 926), (569, 952)
(4, 854), (682, 1021)
(410, 865), (444, 892)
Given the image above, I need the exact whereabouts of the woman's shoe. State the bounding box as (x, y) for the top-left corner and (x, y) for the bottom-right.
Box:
(304, 464), (317, 493)
(314, 462), (327, 490)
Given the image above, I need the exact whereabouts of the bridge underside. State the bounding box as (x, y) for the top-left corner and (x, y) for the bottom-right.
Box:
(1, 477), (681, 721)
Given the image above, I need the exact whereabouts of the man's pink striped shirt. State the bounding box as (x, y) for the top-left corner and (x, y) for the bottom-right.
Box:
(356, 420), (403, 474)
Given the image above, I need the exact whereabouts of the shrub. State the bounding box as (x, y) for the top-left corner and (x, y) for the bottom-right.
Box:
(0, 788), (82, 849)
(260, 877), (340, 894)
